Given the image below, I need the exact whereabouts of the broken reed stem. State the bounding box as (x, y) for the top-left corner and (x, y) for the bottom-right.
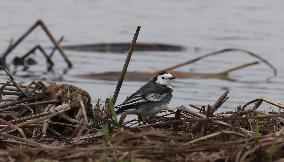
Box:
(154, 48), (277, 78)
(49, 36), (64, 58)
(38, 20), (72, 68)
(0, 96), (45, 109)
(79, 98), (89, 123)
(20, 45), (54, 70)
(6, 104), (70, 127)
(1, 67), (28, 98)
(243, 97), (284, 110)
(1, 21), (39, 62)
(218, 61), (259, 75)
(1, 20), (72, 68)
(184, 130), (247, 145)
(210, 89), (229, 114)
(112, 26), (141, 104)
(0, 99), (59, 112)
(0, 79), (12, 101)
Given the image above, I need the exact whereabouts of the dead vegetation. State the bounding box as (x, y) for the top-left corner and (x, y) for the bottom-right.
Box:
(0, 75), (284, 162)
(1, 20), (71, 74)
(77, 48), (277, 82)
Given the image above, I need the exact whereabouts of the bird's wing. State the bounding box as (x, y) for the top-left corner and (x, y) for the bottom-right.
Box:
(145, 93), (167, 102)
(118, 93), (147, 107)
(115, 92), (168, 114)
(115, 81), (171, 114)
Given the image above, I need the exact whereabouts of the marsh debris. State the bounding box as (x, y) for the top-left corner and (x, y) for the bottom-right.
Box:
(0, 75), (284, 161)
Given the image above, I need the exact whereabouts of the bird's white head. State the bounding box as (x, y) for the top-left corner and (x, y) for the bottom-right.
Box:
(154, 72), (175, 89)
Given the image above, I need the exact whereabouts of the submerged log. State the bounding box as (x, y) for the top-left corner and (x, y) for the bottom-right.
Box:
(62, 42), (185, 53)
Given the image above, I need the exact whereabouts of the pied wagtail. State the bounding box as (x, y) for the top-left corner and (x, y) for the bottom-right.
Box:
(115, 71), (175, 122)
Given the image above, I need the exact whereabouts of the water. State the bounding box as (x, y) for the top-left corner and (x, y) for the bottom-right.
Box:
(1, 0), (284, 110)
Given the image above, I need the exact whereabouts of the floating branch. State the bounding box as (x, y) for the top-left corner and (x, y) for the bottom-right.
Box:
(49, 36), (64, 58)
(1, 20), (72, 69)
(154, 48), (277, 77)
(76, 48), (276, 82)
(12, 45), (54, 71)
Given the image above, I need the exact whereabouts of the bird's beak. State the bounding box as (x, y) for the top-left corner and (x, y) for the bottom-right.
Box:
(170, 77), (176, 80)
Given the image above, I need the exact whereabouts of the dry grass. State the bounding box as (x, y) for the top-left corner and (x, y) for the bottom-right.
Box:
(0, 78), (284, 162)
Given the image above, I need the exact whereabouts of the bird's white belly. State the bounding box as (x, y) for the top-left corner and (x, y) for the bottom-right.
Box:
(136, 104), (166, 115)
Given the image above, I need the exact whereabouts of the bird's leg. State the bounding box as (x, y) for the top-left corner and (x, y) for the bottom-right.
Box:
(119, 113), (127, 126)
(137, 113), (148, 125)
(118, 110), (136, 126)
(138, 114), (142, 124)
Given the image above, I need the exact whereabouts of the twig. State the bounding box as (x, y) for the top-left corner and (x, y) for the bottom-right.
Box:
(243, 97), (284, 109)
(16, 104), (70, 127)
(112, 26), (141, 104)
(9, 104), (70, 125)
(184, 130), (247, 145)
(1, 67), (28, 98)
(16, 45), (55, 71)
(0, 96), (45, 109)
(0, 79), (12, 101)
(47, 121), (80, 128)
(42, 106), (51, 137)
(38, 20), (72, 68)
(49, 36), (64, 58)
(79, 98), (88, 123)
(0, 123), (11, 134)
(217, 61), (259, 76)
(1, 133), (41, 147)
(0, 119), (27, 138)
(177, 106), (205, 118)
(0, 99), (59, 112)
(1, 21), (39, 63)
(210, 89), (229, 114)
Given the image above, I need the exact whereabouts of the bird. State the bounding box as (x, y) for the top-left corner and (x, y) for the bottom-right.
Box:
(115, 71), (175, 122)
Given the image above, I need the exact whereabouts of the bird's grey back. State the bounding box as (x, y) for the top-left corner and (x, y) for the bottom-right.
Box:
(115, 80), (173, 114)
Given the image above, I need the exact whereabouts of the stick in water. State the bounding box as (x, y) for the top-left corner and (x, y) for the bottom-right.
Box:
(112, 26), (141, 104)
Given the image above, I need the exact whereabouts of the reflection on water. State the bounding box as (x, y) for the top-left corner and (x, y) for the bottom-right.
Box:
(1, 0), (284, 110)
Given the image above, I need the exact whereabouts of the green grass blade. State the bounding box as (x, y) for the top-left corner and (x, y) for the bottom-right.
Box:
(108, 98), (118, 123)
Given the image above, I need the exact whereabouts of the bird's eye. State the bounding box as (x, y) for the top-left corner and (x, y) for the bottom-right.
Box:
(162, 77), (165, 79)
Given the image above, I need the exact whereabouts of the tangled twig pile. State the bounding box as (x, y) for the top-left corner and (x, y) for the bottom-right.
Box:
(0, 73), (284, 162)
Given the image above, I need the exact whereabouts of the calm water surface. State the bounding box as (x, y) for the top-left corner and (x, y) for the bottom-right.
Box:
(1, 0), (284, 110)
